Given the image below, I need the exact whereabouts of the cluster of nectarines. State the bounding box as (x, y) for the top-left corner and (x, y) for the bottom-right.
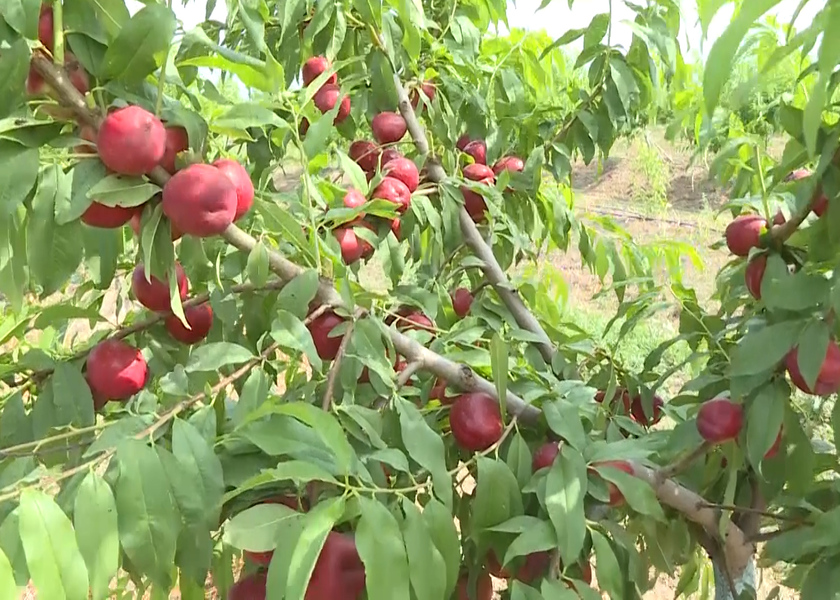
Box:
(456, 134), (525, 223)
(26, 4), (89, 99)
(594, 387), (665, 427)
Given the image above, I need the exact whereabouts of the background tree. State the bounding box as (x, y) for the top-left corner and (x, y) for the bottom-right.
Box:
(0, 0), (837, 599)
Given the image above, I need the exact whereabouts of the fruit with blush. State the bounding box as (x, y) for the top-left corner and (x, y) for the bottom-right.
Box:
(159, 126), (189, 174)
(372, 177), (412, 212)
(451, 287), (473, 318)
(449, 392), (504, 451)
(349, 140), (380, 173)
(81, 202), (140, 229)
(773, 210), (786, 225)
(724, 214), (766, 257)
(343, 188), (366, 209)
(461, 163), (495, 223)
(485, 550), (551, 583)
(430, 378), (452, 404)
(302, 56), (337, 87)
(390, 217), (401, 239)
(630, 394), (664, 426)
(765, 430), (783, 459)
(492, 156), (525, 175)
(591, 460), (634, 506)
(456, 134), (472, 151)
(390, 307), (434, 333)
(85, 339), (148, 402)
(313, 84), (351, 123)
(463, 140), (487, 165)
(97, 106), (166, 176)
(305, 531), (366, 600)
(785, 340), (840, 396)
(532, 440), (560, 472)
(380, 147), (403, 165)
(696, 397), (743, 444)
(165, 303), (214, 345)
(38, 4), (54, 51)
(213, 158), (255, 221)
(455, 570), (493, 600)
(307, 310), (347, 360)
(333, 221), (374, 265)
(162, 163), (238, 237)
(229, 572), (267, 600)
(131, 263), (189, 312)
(410, 80), (436, 109)
(371, 112), (408, 145)
(64, 52), (90, 95)
(594, 388), (632, 413)
(745, 255), (767, 299)
(383, 158), (420, 193)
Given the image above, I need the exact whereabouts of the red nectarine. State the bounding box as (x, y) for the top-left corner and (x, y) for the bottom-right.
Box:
(307, 310), (347, 360)
(371, 112), (407, 145)
(745, 255), (767, 300)
(229, 571), (266, 600)
(159, 126), (189, 174)
(463, 140), (487, 165)
(349, 140), (380, 173)
(165, 304), (213, 345)
(81, 202), (139, 229)
(532, 440), (560, 472)
(313, 84), (350, 124)
(450, 392), (504, 451)
(591, 460), (634, 506)
(372, 177), (411, 212)
(86, 339), (148, 401)
(131, 263), (188, 313)
(302, 56), (337, 87)
(383, 158), (419, 193)
(451, 287), (473, 318)
(724, 214), (766, 257)
(785, 341), (840, 396)
(455, 570), (493, 600)
(97, 106), (166, 176)
(162, 163), (238, 237)
(213, 158), (255, 221)
(696, 398), (743, 444)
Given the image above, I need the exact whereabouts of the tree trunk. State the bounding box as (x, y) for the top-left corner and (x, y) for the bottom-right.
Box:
(713, 556), (757, 600)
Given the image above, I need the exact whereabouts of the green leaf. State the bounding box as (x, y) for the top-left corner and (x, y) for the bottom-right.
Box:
(504, 519), (556, 564)
(506, 433), (533, 489)
(232, 367), (270, 425)
(284, 497), (346, 600)
(172, 419), (225, 526)
(745, 383), (786, 469)
(216, 103), (286, 130)
(83, 223), (120, 289)
(594, 464), (666, 521)
(223, 460), (338, 503)
(0, 140), (38, 216)
(543, 401), (587, 450)
(0, 391), (32, 448)
(0, 546), (16, 600)
(395, 397), (452, 508)
(703, 0), (783, 115)
(336, 149), (368, 194)
(419, 502), (459, 597)
(223, 502), (298, 552)
(26, 165), (84, 295)
(470, 456), (523, 536)
(61, 159), (107, 225)
(246, 240), (270, 287)
(490, 333), (508, 416)
(114, 440), (181, 589)
(270, 310), (323, 372)
(73, 472), (119, 600)
(86, 175), (161, 208)
(238, 0), (267, 51)
(102, 4), (177, 82)
(18, 489), (90, 600)
(356, 497), (411, 600)
(541, 580), (579, 600)
(510, 581), (543, 600)
(795, 320), (831, 393)
(400, 499), (447, 600)
(185, 342), (254, 372)
(0, 39), (29, 119)
(269, 402), (355, 474)
(544, 445), (587, 565)
(0, 0), (39, 38)
(51, 363), (95, 428)
(583, 13), (609, 49)
(276, 269), (319, 318)
(591, 530), (622, 597)
(729, 320), (803, 377)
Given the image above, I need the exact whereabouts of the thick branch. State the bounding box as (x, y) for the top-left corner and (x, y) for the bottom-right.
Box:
(391, 73), (558, 367)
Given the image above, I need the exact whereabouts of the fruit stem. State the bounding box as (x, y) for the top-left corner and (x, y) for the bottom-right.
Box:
(52, 0), (65, 65)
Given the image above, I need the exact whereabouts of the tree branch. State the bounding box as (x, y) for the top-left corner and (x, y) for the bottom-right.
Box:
(391, 73), (559, 367)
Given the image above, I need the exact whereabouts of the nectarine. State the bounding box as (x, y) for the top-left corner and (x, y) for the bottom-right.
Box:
(213, 158), (255, 221)
(131, 263), (189, 313)
(162, 163), (238, 237)
(85, 339), (148, 401)
(97, 106), (166, 176)
(165, 304), (213, 345)
(450, 392), (503, 451)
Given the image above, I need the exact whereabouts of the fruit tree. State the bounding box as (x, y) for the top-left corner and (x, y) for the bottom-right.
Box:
(0, 0), (837, 599)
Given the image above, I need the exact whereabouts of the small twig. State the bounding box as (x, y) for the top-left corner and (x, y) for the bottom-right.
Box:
(304, 303), (332, 325)
(656, 441), (711, 481)
(396, 361), (422, 389)
(698, 502), (810, 524)
(748, 522), (808, 543)
(0, 422), (109, 457)
(321, 313), (360, 411)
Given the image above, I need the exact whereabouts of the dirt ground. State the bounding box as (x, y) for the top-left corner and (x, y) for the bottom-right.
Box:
(16, 130), (797, 599)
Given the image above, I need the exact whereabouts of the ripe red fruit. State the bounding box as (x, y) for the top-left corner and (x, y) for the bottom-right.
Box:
(243, 495), (301, 565)
(410, 80), (436, 109)
(430, 378), (452, 404)
(492, 156), (524, 175)
(349, 141), (380, 173)
(129, 212), (182, 240)
(38, 4), (54, 51)
(630, 394), (664, 426)
(162, 163), (238, 237)
(745, 255), (767, 299)
(81, 202), (139, 228)
(97, 106), (166, 176)
(463, 140), (487, 165)
(391, 307), (434, 333)
(165, 304), (213, 345)
(306, 531), (366, 600)
(765, 430), (783, 459)
(313, 84), (350, 124)
(86, 339), (148, 401)
(333, 222), (374, 265)
(456, 571), (493, 600)
(302, 56), (336, 87)
(229, 572), (267, 600)
(159, 126), (189, 174)
(307, 310), (347, 360)
(772, 210), (786, 226)
(461, 163), (496, 223)
(213, 158), (255, 221)
(696, 398), (743, 444)
(532, 441), (560, 472)
(390, 217), (402, 239)
(372, 112), (408, 145)
(724, 214), (766, 257)
(64, 52), (89, 95)
(594, 388), (632, 413)
(131, 263), (189, 312)
(383, 158), (420, 193)
(451, 287), (473, 318)
(394, 360), (416, 387)
(343, 189), (366, 210)
(591, 460), (634, 506)
(456, 134), (471, 151)
(785, 341), (840, 396)
(372, 177), (412, 212)
(450, 392), (504, 451)
(380, 147), (403, 165)
(485, 550), (551, 583)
